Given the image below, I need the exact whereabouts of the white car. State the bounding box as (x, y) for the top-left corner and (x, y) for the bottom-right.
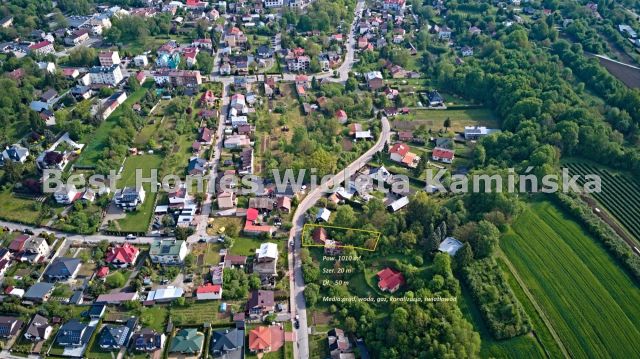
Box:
(125, 234), (136, 240)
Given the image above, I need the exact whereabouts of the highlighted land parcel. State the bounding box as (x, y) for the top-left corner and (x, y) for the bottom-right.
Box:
(301, 223), (381, 251)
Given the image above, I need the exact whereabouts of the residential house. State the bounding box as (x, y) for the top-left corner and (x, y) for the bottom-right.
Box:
(224, 255), (248, 269)
(431, 147), (455, 164)
(276, 196), (291, 213)
(44, 257), (81, 282)
(328, 328), (353, 358)
(65, 29), (89, 46)
(239, 148), (254, 175)
(439, 237), (464, 256)
(1, 144), (29, 165)
(438, 26), (452, 40)
(247, 290), (275, 319)
(463, 126), (497, 140)
(131, 328), (165, 353)
(199, 127), (213, 143)
(210, 323), (244, 357)
(133, 55), (148, 67)
(153, 69), (202, 87)
(23, 282), (54, 303)
(22, 236), (50, 262)
(149, 239), (188, 264)
(316, 207), (331, 222)
(196, 283), (223, 300)
(224, 135), (251, 149)
(248, 325), (284, 353)
(114, 186), (145, 210)
(427, 90), (444, 107)
(461, 46), (473, 57)
(56, 320), (94, 347)
(98, 318), (137, 350)
(89, 303), (107, 319)
(24, 314), (52, 342)
(200, 90), (216, 107)
(336, 109), (348, 124)
(8, 235), (29, 252)
(248, 197), (275, 212)
(264, 0), (284, 8)
(54, 185), (79, 205)
(170, 328), (205, 356)
(105, 243), (139, 268)
(217, 192), (237, 210)
(244, 208), (275, 236)
(365, 71), (384, 90)
(188, 157), (208, 175)
(0, 316), (23, 339)
(398, 131), (413, 142)
(30, 88), (58, 112)
(253, 243), (278, 279)
(28, 40), (55, 56)
(99, 91), (127, 120)
(376, 267), (405, 293)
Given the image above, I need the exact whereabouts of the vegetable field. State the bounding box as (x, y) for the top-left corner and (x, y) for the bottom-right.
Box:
(501, 201), (640, 359)
(566, 161), (640, 241)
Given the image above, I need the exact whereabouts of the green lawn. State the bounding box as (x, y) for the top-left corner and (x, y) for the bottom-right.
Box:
(107, 154), (163, 233)
(396, 108), (499, 132)
(170, 301), (236, 326)
(501, 201), (640, 359)
(0, 190), (46, 225)
(77, 83), (152, 167)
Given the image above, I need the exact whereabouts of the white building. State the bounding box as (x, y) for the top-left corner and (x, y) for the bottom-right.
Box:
(196, 284), (223, 300)
(98, 51), (121, 67)
(438, 237), (464, 256)
(264, 0), (284, 7)
(133, 55), (149, 67)
(54, 186), (79, 205)
(89, 64), (123, 86)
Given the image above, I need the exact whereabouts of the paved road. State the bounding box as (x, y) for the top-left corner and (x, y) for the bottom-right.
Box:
(288, 111), (390, 359)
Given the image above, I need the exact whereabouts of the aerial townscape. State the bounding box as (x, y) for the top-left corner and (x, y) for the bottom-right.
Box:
(0, 0), (639, 358)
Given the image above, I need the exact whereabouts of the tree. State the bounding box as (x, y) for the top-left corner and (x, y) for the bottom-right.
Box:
(304, 283), (320, 307)
(106, 272), (126, 289)
(184, 254), (195, 268)
(443, 117), (451, 130)
(454, 244), (473, 271)
(344, 316), (358, 333)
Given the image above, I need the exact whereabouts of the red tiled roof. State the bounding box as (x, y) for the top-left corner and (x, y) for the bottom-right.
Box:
(9, 235), (29, 252)
(377, 267), (405, 291)
(105, 243), (139, 264)
(432, 147), (455, 160)
(312, 227), (327, 244)
(389, 143), (410, 156)
(196, 283), (221, 294)
(336, 110), (347, 119)
(96, 266), (110, 278)
(29, 40), (52, 50)
(246, 208), (259, 221)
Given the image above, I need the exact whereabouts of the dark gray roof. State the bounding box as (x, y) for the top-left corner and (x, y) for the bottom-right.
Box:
(211, 327), (244, 357)
(24, 282), (54, 300)
(44, 257), (81, 280)
(98, 318), (136, 349)
(56, 319), (93, 346)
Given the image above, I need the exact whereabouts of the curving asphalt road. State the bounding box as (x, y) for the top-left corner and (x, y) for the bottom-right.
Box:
(288, 112), (390, 359)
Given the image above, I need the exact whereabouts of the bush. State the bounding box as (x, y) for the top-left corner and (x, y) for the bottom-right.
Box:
(463, 258), (530, 339)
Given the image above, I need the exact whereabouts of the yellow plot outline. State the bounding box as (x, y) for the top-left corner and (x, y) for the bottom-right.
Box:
(301, 223), (381, 251)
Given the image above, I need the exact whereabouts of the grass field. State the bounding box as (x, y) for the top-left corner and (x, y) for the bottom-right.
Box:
(108, 154), (163, 233)
(501, 201), (640, 359)
(76, 83), (152, 167)
(565, 160), (640, 242)
(0, 190), (46, 225)
(393, 107), (499, 132)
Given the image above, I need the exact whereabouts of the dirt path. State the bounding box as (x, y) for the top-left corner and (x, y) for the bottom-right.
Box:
(498, 251), (571, 359)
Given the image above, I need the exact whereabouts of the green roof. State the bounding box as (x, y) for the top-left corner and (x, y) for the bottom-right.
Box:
(170, 328), (204, 354)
